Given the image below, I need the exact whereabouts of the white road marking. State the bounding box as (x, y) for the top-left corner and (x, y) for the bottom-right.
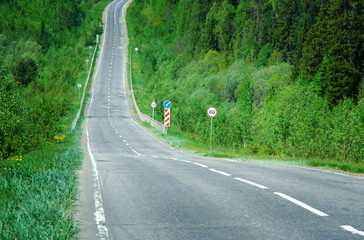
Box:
(274, 192), (329, 217)
(193, 162), (208, 168)
(235, 177), (269, 189)
(86, 127), (109, 239)
(114, 1), (123, 25)
(132, 149), (143, 156)
(209, 168), (231, 176)
(341, 225), (364, 236)
(179, 160), (191, 163)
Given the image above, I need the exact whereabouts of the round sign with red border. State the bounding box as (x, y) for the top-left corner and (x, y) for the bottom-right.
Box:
(151, 100), (157, 108)
(207, 107), (217, 118)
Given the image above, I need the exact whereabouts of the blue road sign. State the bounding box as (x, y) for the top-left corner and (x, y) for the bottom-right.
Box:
(164, 100), (171, 109)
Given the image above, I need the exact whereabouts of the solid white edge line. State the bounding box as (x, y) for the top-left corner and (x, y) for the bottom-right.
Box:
(86, 127), (109, 239)
(341, 225), (364, 236)
(235, 177), (269, 189)
(274, 192), (329, 217)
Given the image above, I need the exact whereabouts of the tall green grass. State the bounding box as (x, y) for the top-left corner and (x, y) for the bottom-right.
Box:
(0, 132), (83, 239)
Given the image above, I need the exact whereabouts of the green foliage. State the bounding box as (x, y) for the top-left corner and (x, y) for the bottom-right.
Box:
(301, 0), (362, 106)
(13, 56), (38, 86)
(0, 0), (82, 48)
(127, 0), (363, 166)
(0, 0), (109, 237)
(0, 70), (26, 159)
(0, 0), (108, 159)
(202, 2), (219, 51)
(0, 148), (83, 239)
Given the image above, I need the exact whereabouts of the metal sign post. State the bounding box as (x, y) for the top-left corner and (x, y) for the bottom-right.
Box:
(151, 100), (157, 119)
(207, 107), (217, 150)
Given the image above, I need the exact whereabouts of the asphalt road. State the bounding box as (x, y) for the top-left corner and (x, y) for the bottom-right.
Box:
(77, 0), (364, 239)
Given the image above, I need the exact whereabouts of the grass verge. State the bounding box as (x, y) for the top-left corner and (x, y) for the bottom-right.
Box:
(0, 126), (84, 239)
(138, 120), (364, 174)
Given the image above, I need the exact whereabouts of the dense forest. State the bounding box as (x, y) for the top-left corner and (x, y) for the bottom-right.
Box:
(0, 1), (111, 238)
(127, 0), (363, 163)
(0, 0), (103, 159)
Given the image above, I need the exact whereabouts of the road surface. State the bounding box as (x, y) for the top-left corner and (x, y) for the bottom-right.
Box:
(77, 0), (364, 239)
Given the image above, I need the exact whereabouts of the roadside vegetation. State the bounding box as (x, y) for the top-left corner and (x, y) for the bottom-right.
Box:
(0, 0), (110, 238)
(127, 0), (363, 172)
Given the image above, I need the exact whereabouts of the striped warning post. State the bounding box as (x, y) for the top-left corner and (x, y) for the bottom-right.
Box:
(164, 108), (170, 127)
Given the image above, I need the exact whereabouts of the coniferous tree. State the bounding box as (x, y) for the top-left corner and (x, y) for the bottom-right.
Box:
(215, 0), (235, 52)
(271, 0), (298, 62)
(13, 57), (38, 87)
(202, 2), (219, 51)
(302, 0), (362, 106)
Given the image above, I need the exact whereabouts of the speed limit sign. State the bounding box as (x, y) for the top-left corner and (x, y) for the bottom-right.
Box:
(207, 107), (217, 118)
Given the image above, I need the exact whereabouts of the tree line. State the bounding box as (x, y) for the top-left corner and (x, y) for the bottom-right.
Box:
(127, 0), (363, 163)
(0, 0), (104, 159)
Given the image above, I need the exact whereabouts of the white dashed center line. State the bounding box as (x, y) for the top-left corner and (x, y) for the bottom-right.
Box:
(274, 192), (329, 217)
(341, 225), (364, 236)
(208, 168), (232, 176)
(193, 162), (208, 168)
(234, 177), (269, 189)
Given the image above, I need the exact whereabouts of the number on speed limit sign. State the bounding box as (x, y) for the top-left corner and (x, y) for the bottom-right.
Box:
(207, 107), (217, 118)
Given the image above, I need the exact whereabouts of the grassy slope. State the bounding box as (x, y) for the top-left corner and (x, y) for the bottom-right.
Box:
(138, 120), (364, 175)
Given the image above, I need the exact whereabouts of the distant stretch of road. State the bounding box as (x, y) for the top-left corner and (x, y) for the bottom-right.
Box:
(77, 0), (364, 239)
